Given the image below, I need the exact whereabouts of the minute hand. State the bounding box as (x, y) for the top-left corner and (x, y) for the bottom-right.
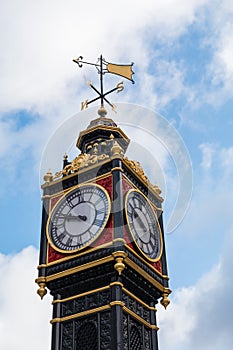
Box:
(134, 211), (147, 232)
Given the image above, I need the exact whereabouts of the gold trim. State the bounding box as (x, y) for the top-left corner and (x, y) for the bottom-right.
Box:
(46, 255), (114, 282)
(53, 285), (110, 304)
(51, 305), (110, 324)
(123, 306), (159, 330)
(124, 257), (164, 293)
(51, 299), (158, 329)
(124, 189), (163, 262)
(111, 167), (124, 173)
(110, 281), (124, 288)
(38, 238), (125, 269)
(52, 282), (156, 313)
(46, 183), (111, 254)
(42, 162), (112, 189)
(41, 195), (51, 200)
(109, 301), (125, 307)
(37, 264), (47, 269)
(122, 287), (157, 312)
(124, 244), (167, 279)
(44, 240), (114, 268)
(76, 125), (130, 149)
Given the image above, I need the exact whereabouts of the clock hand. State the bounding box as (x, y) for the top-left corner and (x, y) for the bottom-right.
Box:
(133, 210), (147, 233)
(66, 214), (87, 221)
(78, 215), (87, 221)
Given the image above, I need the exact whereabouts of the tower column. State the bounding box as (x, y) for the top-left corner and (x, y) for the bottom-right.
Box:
(51, 294), (62, 350)
(111, 158), (124, 246)
(150, 301), (159, 350)
(110, 281), (123, 350)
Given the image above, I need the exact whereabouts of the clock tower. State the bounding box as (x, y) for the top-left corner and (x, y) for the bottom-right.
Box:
(36, 56), (171, 350)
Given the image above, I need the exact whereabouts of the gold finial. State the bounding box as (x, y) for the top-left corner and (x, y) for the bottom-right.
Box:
(110, 134), (114, 140)
(153, 184), (162, 195)
(111, 140), (123, 156)
(112, 251), (127, 275)
(36, 280), (47, 300)
(160, 290), (171, 309)
(43, 169), (53, 183)
(114, 257), (125, 275)
(93, 142), (99, 155)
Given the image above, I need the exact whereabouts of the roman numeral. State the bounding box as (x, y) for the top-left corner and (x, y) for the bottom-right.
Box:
(58, 232), (66, 241)
(77, 191), (85, 203)
(94, 218), (103, 227)
(94, 197), (103, 206)
(96, 208), (105, 216)
(66, 237), (73, 246)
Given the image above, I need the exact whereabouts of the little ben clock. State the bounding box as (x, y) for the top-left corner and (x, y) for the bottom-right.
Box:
(47, 184), (111, 253)
(125, 189), (162, 261)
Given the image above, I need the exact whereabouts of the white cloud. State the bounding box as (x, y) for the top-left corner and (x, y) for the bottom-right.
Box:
(0, 247), (52, 350)
(0, 0), (209, 114)
(159, 226), (233, 350)
(199, 143), (216, 170)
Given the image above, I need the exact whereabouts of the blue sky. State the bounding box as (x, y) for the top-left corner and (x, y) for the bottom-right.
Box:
(1, 0), (233, 349)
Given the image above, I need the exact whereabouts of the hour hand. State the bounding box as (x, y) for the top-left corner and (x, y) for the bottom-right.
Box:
(78, 215), (87, 221)
(66, 214), (87, 221)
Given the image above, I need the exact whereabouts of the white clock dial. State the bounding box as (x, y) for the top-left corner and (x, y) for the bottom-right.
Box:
(47, 184), (111, 252)
(125, 189), (162, 261)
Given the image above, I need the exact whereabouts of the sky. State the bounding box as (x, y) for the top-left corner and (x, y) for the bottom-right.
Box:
(1, 0), (233, 349)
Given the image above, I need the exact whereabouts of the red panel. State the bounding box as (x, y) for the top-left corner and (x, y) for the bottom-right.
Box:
(122, 177), (132, 195)
(151, 260), (162, 273)
(50, 194), (63, 211)
(47, 244), (67, 263)
(96, 176), (112, 199)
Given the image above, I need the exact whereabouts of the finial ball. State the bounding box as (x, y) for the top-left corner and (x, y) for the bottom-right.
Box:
(98, 106), (107, 117)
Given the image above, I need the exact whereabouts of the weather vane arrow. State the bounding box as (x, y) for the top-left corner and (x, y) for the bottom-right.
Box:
(73, 55), (134, 112)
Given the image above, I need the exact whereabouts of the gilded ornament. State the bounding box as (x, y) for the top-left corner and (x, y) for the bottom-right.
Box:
(123, 157), (163, 200)
(112, 251), (127, 275)
(152, 184), (162, 195)
(124, 158), (149, 184)
(37, 282), (47, 300)
(114, 257), (125, 275)
(111, 140), (124, 156)
(43, 169), (53, 183)
(160, 290), (170, 309)
(52, 152), (110, 180)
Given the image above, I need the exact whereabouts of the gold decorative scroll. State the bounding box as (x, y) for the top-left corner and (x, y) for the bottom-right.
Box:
(107, 63), (134, 82)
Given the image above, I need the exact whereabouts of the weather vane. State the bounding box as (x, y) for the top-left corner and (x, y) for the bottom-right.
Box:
(73, 55), (134, 111)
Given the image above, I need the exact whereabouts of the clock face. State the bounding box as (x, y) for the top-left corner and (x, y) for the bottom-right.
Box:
(125, 189), (162, 261)
(47, 184), (111, 252)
